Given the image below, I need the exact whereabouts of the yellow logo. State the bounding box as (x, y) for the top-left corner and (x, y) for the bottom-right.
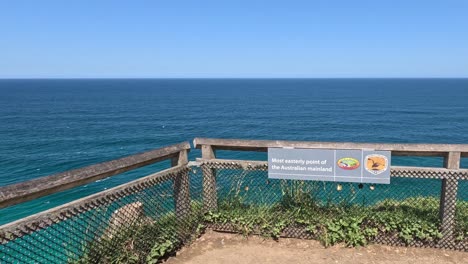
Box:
(365, 154), (388, 175)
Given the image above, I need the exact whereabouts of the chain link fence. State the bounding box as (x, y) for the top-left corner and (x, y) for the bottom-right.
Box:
(201, 160), (468, 251)
(1, 158), (467, 263)
(0, 166), (204, 263)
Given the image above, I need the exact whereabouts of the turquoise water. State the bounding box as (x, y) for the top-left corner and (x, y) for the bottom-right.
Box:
(1, 79), (467, 224)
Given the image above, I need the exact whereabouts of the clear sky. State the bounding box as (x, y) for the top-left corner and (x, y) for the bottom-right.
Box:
(1, 0), (467, 78)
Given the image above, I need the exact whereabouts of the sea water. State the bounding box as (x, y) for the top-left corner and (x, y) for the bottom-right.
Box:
(1, 78), (467, 224)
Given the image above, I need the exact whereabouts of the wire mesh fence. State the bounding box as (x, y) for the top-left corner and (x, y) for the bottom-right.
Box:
(456, 180), (468, 245)
(201, 160), (468, 251)
(0, 166), (204, 263)
(1, 158), (467, 264)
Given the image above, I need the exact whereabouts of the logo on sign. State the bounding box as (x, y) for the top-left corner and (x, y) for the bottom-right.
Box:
(337, 157), (360, 170)
(365, 154), (388, 175)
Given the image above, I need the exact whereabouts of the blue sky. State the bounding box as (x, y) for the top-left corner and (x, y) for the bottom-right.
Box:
(1, 0), (467, 78)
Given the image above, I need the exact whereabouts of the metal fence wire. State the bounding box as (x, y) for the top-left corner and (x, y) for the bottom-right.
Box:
(200, 160), (468, 251)
(0, 166), (204, 263)
(1, 159), (467, 264)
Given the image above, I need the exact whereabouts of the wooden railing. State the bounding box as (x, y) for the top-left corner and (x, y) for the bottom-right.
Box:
(193, 137), (468, 158)
(1, 138), (467, 248)
(0, 142), (191, 209)
(194, 137), (468, 243)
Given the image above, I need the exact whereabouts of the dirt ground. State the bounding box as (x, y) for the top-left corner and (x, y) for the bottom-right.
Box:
(165, 230), (467, 264)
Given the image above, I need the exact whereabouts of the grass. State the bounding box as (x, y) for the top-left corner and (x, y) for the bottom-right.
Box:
(204, 180), (468, 247)
(72, 180), (468, 263)
(71, 202), (205, 264)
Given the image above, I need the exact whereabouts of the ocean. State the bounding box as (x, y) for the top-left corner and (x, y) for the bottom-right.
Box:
(0, 79), (467, 224)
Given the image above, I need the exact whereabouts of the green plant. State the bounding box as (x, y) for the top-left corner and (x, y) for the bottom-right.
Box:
(314, 216), (378, 247)
(279, 180), (320, 209)
(261, 220), (288, 240)
(206, 195), (461, 248)
(73, 202), (205, 264)
(146, 238), (175, 264)
(73, 182), (467, 263)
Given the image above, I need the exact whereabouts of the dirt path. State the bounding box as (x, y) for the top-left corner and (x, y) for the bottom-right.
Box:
(165, 230), (467, 264)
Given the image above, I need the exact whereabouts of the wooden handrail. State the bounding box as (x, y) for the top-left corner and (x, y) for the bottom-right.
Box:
(193, 138), (468, 157)
(194, 138), (467, 242)
(0, 165), (186, 231)
(0, 142), (191, 209)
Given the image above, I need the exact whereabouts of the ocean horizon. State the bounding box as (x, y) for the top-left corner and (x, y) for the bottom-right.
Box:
(1, 78), (467, 224)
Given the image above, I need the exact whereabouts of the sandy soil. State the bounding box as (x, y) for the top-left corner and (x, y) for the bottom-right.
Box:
(165, 230), (467, 264)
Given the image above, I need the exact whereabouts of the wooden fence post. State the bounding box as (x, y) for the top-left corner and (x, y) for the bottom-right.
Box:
(439, 151), (461, 244)
(201, 145), (218, 212)
(172, 150), (191, 219)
